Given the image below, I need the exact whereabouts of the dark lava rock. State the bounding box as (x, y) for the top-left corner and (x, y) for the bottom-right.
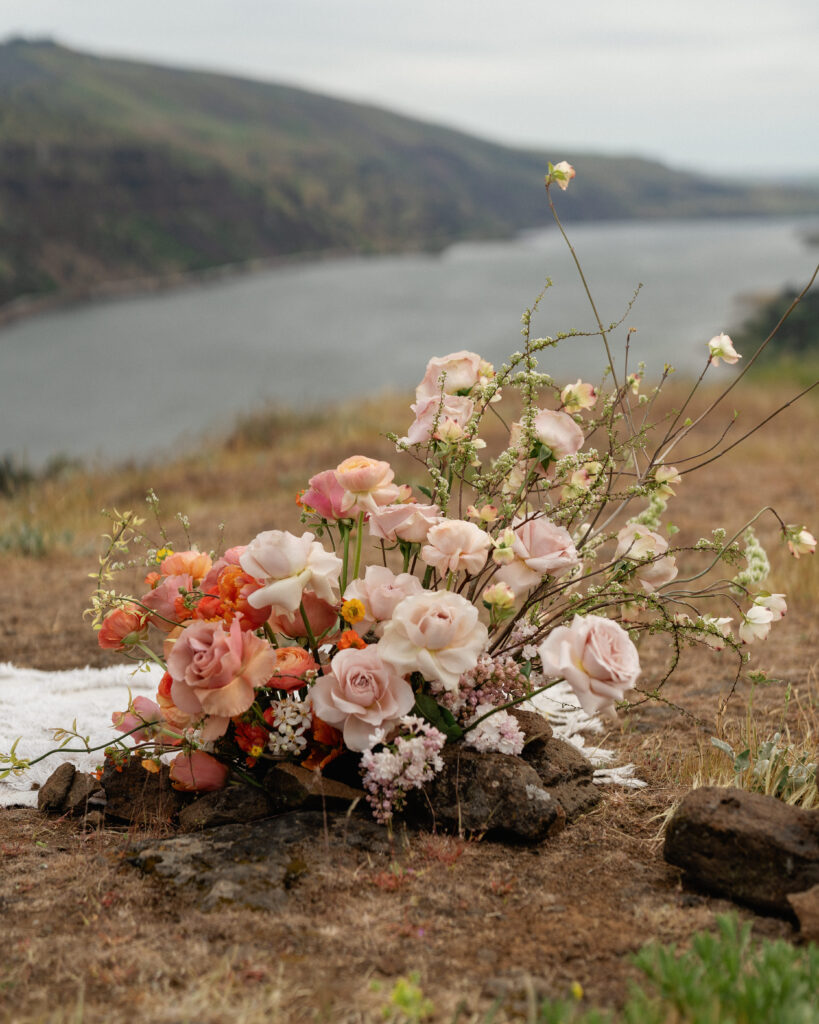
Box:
(263, 762), (365, 813)
(63, 771), (105, 815)
(128, 810), (390, 910)
(788, 884), (819, 941)
(179, 785), (273, 832)
(664, 786), (819, 916)
(518, 732), (600, 821)
(37, 762), (76, 812)
(101, 755), (187, 825)
(407, 745), (565, 842)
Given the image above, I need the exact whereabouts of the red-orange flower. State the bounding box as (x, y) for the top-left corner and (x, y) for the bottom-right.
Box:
(337, 629), (366, 651)
(98, 604), (148, 651)
(234, 720), (269, 766)
(269, 646), (318, 692)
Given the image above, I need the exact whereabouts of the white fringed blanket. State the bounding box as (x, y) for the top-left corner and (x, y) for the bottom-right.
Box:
(0, 663), (644, 807)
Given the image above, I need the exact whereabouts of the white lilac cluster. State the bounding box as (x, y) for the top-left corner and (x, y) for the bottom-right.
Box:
(265, 696), (312, 758)
(359, 716), (446, 824)
(464, 704), (525, 756)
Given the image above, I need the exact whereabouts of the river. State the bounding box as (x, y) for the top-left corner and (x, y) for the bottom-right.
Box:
(1, 215), (817, 468)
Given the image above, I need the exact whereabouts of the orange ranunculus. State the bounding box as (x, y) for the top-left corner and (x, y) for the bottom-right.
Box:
(301, 714), (344, 770)
(98, 604), (148, 651)
(216, 564), (269, 630)
(269, 646), (318, 692)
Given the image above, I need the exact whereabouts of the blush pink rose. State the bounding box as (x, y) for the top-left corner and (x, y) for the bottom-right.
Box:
(169, 750), (229, 792)
(378, 590), (488, 693)
(615, 523), (678, 593)
(421, 519), (492, 575)
(141, 573), (194, 631)
(415, 350), (485, 401)
(368, 502), (442, 543)
(166, 618), (276, 737)
(310, 645), (416, 751)
(301, 469), (349, 521)
(334, 455), (400, 515)
(538, 614), (640, 716)
(511, 409), (584, 461)
(268, 589), (339, 639)
(406, 394), (475, 445)
(343, 565), (425, 635)
(240, 530), (342, 612)
(496, 515), (580, 593)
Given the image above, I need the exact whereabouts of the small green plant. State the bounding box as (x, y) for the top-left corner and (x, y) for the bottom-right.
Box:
(372, 972), (434, 1023)
(710, 731), (817, 807)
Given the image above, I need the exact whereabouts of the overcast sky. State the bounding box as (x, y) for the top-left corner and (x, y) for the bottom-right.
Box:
(3, 0), (818, 177)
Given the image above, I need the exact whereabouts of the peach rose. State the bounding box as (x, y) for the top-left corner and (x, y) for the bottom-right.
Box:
(98, 604), (148, 650)
(160, 550), (212, 582)
(538, 614), (640, 715)
(343, 565), (425, 636)
(268, 589), (339, 639)
(368, 502), (442, 543)
(240, 530), (342, 613)
(334, 455), (400, 515)
(496, 515), (580, 593)
(421, 519), (492, 575)
(166, 618), (276, 737)
(310, 645), (416, 751)
(270, 646), (319, 692)
(378, 590), (488, 693)
(169, 750), (228, 792)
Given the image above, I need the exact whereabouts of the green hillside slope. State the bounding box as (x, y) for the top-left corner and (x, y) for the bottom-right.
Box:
(1, 38), (818, 310)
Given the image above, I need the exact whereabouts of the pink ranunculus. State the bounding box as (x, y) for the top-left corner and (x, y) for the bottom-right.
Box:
(615, 523), (678, 593)
(111, 696), (163, 744)
(406, 393), (474, 445)
(160, 550), (213, 582)
(310, 645), (416, 751)
(368, 502), (442, 543)
(166, 618), (276, 736)
(420, 519), (492, 575)
(415, 350), (485, 402)
(496, 515), (580, 593)
(378, 590), (488, 693)
(301, 469), (349, 521)
(240, 530), (342, 612)
(343, 565), (425, 635)
(169, 750), (229, 792)
(334, 455), (400, 515)
(268, 589), (339, 639)
(539, 614), (640, 716)
(98, 604), (148, 650)
(140, 573), (194, 631)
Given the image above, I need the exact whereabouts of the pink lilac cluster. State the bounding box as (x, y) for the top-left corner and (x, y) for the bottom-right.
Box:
(464, 704), (525, 756)
(265, 696), (312, 758)
(359, 716), (446, 824)
(437, 653), (530, 718)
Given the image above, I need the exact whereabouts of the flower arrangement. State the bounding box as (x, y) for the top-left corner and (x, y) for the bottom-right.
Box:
(4, 163), (816, 826)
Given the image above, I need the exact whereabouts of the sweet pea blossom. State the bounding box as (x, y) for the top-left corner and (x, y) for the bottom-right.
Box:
(707, 333), (741, 366)
(539, 614), (640, 716)
(420, 519), (493, 575)
(343, 565), (425, 636)
(754, 592), (787, 619)
(378, 590), (488, 693)
(615, 523), (678, 593)
(166, 618), (277, 736)
(310, 645), (416, 751)
(406, 393), (475, 445)
(560, 379), (597, 413)
(368, 502), (442, 543)
(496, 515), (580, 593)
(240, 530), (342, 612)
(334, 455), (400, 514)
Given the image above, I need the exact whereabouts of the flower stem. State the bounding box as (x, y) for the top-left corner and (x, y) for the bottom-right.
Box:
(352, 511), (365, 580)
(461, 680), (563, 734)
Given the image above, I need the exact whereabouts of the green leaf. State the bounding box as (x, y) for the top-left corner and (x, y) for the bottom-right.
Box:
(417, 485), (433, 500)
(710, 737), (735, 757)
(413, 694), (464, 741)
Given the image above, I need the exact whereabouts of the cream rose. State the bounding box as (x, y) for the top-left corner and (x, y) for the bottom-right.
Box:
(415, 350), (484, 402)
(538, 614), (640, 715)
(368, 502), (442, 543)
(421, 519), (492, 575)
(310, 646), (416, 751)
(343, 565), (425, 636)
(511, 408), (584, 462)
(378, 590), (488, 693)
(334, 455), (400, 514)
(240, 530), (342, 612)
(496, 515), (580, 593)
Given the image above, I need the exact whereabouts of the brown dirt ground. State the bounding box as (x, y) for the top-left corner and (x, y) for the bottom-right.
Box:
(0, 384), (817, 1023)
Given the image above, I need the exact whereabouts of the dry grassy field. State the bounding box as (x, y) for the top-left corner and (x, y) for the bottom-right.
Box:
(0, 376), (816, 1023)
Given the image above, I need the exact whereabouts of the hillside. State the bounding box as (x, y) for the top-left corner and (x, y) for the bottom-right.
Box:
(2, 38), (819, 310)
